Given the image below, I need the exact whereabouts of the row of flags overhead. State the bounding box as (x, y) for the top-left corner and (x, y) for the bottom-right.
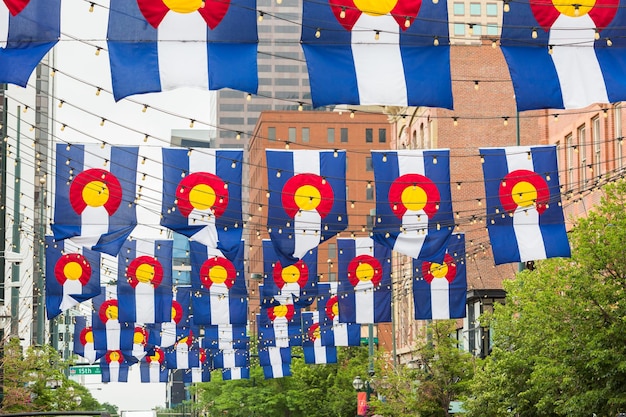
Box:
(5, 0), (626, 111)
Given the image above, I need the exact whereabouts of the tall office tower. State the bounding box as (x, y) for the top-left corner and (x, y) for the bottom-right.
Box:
(214, 0), (324, 148)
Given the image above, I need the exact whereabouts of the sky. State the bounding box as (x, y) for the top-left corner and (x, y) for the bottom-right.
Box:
(6, 0), (221, 411)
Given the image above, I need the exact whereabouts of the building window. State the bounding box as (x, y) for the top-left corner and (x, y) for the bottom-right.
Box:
(366, 187), (374, 200)
(365, 128), (373, 143)
(578, 124), (587, 186)
(486, 2), (498, 16)
(378, 128), (387, 143)
(592, 116), (601, 176)
(365, 157), (373, 171)
(327, 128), (335, 143)
(566, 133), (574, 190)
(268, 127), (276, 141)
(615, 103), (623, 170)
(453, 2), (465, 15)
(341, 127), (349, 143)
(486, 24), (498, 36)
(288, 127), (296, 142)
(454, 23), (465, 36)
(470, 3), (481, 15)
(472, 24), (482, 36)
(302, 127), (310, 143)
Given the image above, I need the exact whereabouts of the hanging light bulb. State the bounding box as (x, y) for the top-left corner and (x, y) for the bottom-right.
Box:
(142, 104), (148, 113)
(531, 28), (537, 39)
(315, 28), (321, 38)
(375, 30), (380, 41)
(50, 68), (56, 77)
(96, 87), (102, 96)
(503, 117), (509, 126)
(247, 93), (252, 101)
(607, 38), (613, 47)
(189, 119), (195, 128)
(58, 100), (64, 108)
(433, 36), (439, 46)
(100, 118), (106, 127)
(60, 124), (66, 131)
(468, 24), (474, 36)
(298, 102), (303, 111)
(595, 28), (600, 40)
(340, 7), (346, 18)
(95, 47), (101, 56)
(573, 4), (580, 16)
(503, 0), (510, 12)
(554, 113), (559, 122)
(258, 11), (264, 22)
(89, 2), (95, 12)
(405, 16), (411, 28)
(453, 117), (458, 126)
(474, 80), (479, 90)
(548, 44), (554, 55)
(492, 39), (497, 48)
(350, 110), (355, 118)
(236, 132), (242, 140)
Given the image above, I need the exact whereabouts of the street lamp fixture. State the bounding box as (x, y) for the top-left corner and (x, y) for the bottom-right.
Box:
(353, 375), (376, 417)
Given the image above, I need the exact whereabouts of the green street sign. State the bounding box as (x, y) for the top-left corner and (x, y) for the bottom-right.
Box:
(70, 365), (101, 375)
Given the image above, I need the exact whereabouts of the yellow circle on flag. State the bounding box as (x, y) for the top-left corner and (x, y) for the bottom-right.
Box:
(274, 305), (288, 317)
(163, 0), (203, 13)
(356, 263), (375, 282)
(511, 181), (537, 207)
(553, 0), (595, 17)
(312, 327), (321, 339)
(429, 262), (448, 279)
(331, 302), (339, 317)
(401, 185), (427, 212)
(135, 263), (155, 283)
(83, 180), (109, 207)
(353, 0), (398, 15)
(282, 265), (300, 283)
(294, 185), (322, 211)
(105, 305), (118, 320)
(189, 184), (217, 210)
(64, 262), (83, 281)
(109, 351), (120, 362)
(209, 265), (228, 284)
(84, 331), (94, 343)
(134, 331), (145, 344)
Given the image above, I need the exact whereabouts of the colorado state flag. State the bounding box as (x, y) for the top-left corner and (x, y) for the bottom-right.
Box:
(190, 240), (247, 325)
(301, 0), (452, 108)
(222, 367), (250, 380)
(338, 237), (392, 324)
(212, 348), (249, 369)
(100, 350), (133, 383)
(480, 145), (570, 265)
(0, 0), (60, 86)
(372, 149), (453, 262)
(117, 239), (173, 324)
(52, 144), (138, 256)
(259, 347), (291, 379)
(107, 0), (258, 101)
(262, 239), (318, 308)
(161, 149), (243, 261)
(257, 302), (303, 348)
(139, 347), (168, 383)
(500, 0), (626, 110)
(92, 286), (135, 353)
(413, 233), (467, 320)
(73, 316), (100, 364)
(267, 150), (347, 266)
(182, 348), (211, 383)
(317, 282), (361, 347)
(147, 285), (196, 348)
(302, 311), (337, 365)
(203, 324), (249, 350)
(45, 236), (101, 320)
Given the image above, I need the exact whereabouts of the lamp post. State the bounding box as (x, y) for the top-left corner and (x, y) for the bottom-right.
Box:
(353, 375), (375, 416)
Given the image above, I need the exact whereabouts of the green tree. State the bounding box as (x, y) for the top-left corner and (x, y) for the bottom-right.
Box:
(371, 320), (474, 417)
(1, 337), (109, 413)
(465, 180), (626, 417)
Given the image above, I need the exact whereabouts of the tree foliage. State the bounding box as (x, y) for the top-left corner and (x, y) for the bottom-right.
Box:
(465, 180), (626, 417)
(371, 320), (474, 417)
(1, 337), (109, 413)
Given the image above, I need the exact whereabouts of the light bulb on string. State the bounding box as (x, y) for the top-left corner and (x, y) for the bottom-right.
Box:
(405, 16), (411, 28)
(95, 47), (101, 56)
(433, 35), (439, 46)
(375, 30), (380, 40)
(142, 104), (148, 113)
(315, 28), (321, 38)
(607, 38), (613, 47)
(595, 28), (600, 40)
(89, 2), (94, 12)
(247, 93), (252, 101)
(189, 119), (195, 128)
(96, 87), (102, 96)
(236, 132), (242, 140)
(548, 45), (553, 55)
(503, 117), (509, 126)
(298, 102), (303, 111)
(350, 110), (355, 118)
(453, 117), (458, 126)
(503, 0), (510, 12)
(474, 80), (479, 90)
(531, 28), (537, 39)
(258, 11), (264, 22)
(340, 7), (346, 18)
(58, 100), (64, 108)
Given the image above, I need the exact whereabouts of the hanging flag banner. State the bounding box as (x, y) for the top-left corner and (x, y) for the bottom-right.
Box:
(500, 0), (624, 110)
(262, 239), (318, 308)
(300, 0), (452, 108)
(266, 150), (347, 266)
(0, 0), (60, 86)
(182, 348), (211, 383)
(131, 326), (150, 360)
(100, 350), (132, 383)
(222, 367), (250, 381)
(147, 286), (198, 348)
(258, 301), (303, 348)
(413, 233), (467, 320)
(164, 335), (198, 370)
(302, 311), (337, 365)
(107, 0), (258, 101)
(372, 149), (453, 262)
(117, 239), (173, 324)
(139, 347), (168, 383)
(338, 237), (392, 324)
(480, 145), (571, 265)
(190, 240), (247, 325)
(259, 347), (291, 379)
(73, 316), (101, 364)
(203, 324), (249, 351)
(45, 236), (101, 320)
(161, 148), (243, 261)
(317, 282), (361, 347)
(92, 286), (135, 354)
(52, 144), (139, 256)
(211, 349), (249, 369)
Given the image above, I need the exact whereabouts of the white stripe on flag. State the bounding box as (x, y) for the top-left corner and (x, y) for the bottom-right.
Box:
(506, 147), (547, 262)
(61, 240), (85, 310)
(83, 343), (97, 364)
(550, 14), (607, 109)
(75, 146), (113, 248)
(268, 347), (283, 365)
(109, 362), (120, 382)
(176, 345), (190, 369)
(354, 238), (374, 323)
(191, 368), (203, 382)
(157, 12), (208, 91)
(161, 321), (176, 347)
(0, 4), (9, 48)
(430, 278), (450, 319)
(222, 350), (236, 368)
(188, 150), (219, 247)
(332, 322), (349, 346)
(394, 151), (429, 258)
(135, 240), (156, 323)
(273, 317), (289, 348)
(106, 321), (121, 351)
(293, 151), (321, 259)
(133, 343), (146, 360)
(314, 345), (327, 364)
(149, 363), (160, 382)
(352, 14), (407, 106)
